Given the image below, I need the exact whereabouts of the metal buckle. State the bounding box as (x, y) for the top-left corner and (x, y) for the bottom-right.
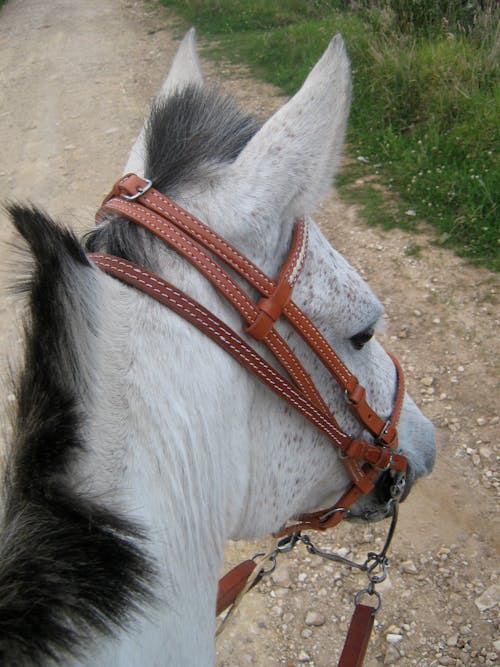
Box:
(122, 178), (153, 200)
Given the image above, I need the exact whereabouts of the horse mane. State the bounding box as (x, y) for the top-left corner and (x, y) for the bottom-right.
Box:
(84, 85), (261, 267)
(0, 206), (153, 666)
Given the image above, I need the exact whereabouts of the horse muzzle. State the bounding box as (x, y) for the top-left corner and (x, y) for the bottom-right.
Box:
(347, 409), (436, 523)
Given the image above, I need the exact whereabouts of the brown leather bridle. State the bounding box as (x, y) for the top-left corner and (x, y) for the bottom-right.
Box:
(89, 174), (407, 664)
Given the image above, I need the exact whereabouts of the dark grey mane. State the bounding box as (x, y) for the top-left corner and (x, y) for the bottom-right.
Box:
(84, 85), (261, 267)
(0, 207), (154, 666)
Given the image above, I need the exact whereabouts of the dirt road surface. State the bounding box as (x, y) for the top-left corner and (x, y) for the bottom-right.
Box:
(0, 1), (498, 665)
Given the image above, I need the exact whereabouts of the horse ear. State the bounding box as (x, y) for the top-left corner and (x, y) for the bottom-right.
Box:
(161, 28), (203, 97)
(229, 34), (351, 218)
(124, 28), (203, 176)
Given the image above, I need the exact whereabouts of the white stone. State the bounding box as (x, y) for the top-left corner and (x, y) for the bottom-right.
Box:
(384, 645), (401, 664)
(475, 584), (500, 611)
(386, 633), (403, 644)
(305, 610), (326, 626)
(401, 560), (418, 574)
(271, 565), (292, 588)
(337, 547), (350, 558)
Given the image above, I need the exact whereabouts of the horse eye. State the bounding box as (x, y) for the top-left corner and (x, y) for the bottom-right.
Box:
(351, 326), (375, 350)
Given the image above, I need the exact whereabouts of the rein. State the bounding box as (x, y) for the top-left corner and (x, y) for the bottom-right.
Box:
(89, 173), (408, 666)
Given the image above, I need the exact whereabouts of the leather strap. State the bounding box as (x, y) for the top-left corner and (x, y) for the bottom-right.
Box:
(88, 253), (368, 450)
(338, 604), (376, 667)
(216, 560), (257, 616)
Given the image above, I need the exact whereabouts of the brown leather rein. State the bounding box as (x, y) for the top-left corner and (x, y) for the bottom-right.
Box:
(89, 173), (407, 665)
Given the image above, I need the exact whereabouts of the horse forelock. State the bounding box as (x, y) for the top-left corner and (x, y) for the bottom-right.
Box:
(144, 85), (262, 193)
(84, 85), (261, 266)
(1, 206), (154, 666)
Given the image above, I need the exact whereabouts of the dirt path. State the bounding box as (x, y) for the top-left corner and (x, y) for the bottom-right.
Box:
(0, 1), (498, 665)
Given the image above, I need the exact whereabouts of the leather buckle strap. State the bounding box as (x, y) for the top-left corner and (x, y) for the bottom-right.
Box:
(245, 277), (292, 340)
(245, 218), (307, 341)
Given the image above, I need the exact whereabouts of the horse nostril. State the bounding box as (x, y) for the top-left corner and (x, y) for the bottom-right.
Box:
(374, 470), (393, 504)
(375, 467), (409, 504)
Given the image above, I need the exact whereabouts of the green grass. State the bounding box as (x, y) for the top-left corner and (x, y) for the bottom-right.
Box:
(159, 1), (499, 270)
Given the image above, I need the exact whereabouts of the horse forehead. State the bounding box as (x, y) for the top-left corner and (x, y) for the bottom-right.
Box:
(303, 229), (382, 328)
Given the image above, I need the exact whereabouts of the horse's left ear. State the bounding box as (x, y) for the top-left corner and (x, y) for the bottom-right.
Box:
(160, 28), (203, 97)
(228, 34), (351, 218)
(124, 28), (203, 176)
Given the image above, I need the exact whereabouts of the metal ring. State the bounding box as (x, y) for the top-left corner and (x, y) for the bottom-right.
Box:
(354, 588), (382, 611)
(318, 507), (348, 523)
(251, 552), (277, 575)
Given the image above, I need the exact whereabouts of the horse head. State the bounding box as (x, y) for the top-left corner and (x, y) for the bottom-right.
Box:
(120, 29), (435, 526)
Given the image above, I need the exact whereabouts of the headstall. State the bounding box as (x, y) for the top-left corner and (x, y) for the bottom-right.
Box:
(89, 173), (408, 666)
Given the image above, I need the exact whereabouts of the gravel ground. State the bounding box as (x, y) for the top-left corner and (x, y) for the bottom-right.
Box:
(0, 1), (498, 665)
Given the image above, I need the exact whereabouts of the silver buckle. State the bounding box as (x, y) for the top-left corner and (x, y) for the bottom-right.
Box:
(122, 178), (153, 200)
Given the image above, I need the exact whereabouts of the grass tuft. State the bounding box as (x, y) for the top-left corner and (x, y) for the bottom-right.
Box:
(159, 0), (499, 270)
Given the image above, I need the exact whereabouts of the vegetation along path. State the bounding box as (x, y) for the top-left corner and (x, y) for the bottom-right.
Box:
(0, 1), (498, 665)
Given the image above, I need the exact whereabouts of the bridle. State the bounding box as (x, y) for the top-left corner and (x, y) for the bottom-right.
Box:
(89, 173), (408, 665)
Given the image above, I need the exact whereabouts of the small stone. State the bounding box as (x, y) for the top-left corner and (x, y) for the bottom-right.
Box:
(384, 645), (401, 664)
(438, 657), (454, 666)
(243, 654), (254, 665)
(298, 651), (311, 662)
(494, 639), (500, 651)
(401, 560), (419, 574)
(479, 446), (492, 458)
(305, 611), (326, 626)
(271, 565), (292, 588)
(421, 376), (434, 386)
(476, 417), (487, 426)
(475, 584), (500, 611)
(386, 633), (403, 644)
(433, 317), (441, 324)
(447, 633), (458, 647)
(283, 612), (294, 623)
(337, 547), (350, 558)
(302, 628), (313, 639)
(298, 572), (308, 582)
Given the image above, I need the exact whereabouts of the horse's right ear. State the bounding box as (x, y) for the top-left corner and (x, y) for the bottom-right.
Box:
(160, 28), (203, 98)
(226, 34), (351, 220)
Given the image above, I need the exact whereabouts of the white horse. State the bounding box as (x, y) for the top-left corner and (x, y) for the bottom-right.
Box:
(0, 30), (435, 666)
